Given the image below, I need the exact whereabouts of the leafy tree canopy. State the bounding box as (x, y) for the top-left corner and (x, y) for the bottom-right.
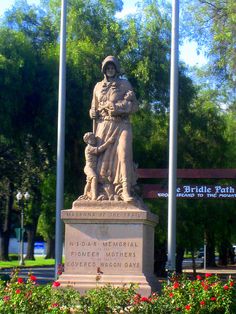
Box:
(181, 0), (236, 102)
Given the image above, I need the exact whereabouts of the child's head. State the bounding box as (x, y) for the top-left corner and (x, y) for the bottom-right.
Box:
(83, 132), (96, 145)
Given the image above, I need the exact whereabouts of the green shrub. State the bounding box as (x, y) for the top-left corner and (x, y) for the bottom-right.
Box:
(0, 269), (81, 314)
(0, 270), (235, 313)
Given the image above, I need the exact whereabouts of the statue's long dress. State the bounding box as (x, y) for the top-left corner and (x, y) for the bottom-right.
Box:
(91, 77), (138, 198)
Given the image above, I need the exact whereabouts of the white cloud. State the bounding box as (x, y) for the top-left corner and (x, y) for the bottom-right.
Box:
(180, 40), (207, 67)
(115, 6), (137, 18)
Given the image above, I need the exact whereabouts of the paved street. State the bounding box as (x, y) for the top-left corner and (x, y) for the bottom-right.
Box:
(183, 264), (236, 280)
(0, 267), (55, 285)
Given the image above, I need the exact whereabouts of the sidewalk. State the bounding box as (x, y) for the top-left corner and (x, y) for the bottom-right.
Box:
(183, 264), (236, 279)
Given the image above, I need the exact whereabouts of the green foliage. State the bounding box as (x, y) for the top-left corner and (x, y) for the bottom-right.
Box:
(82, 284), (137, 313)
(181, 0), (236, 100)
(0, 269), (81, 313)
(132, 106), (168, 169)
(0, 256), (54, 268)
(178, 89), (228, 168)
(37, 173), (56, 241)
(224, 109), (236, 168)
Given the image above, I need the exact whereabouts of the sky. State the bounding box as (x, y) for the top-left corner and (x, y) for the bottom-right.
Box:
(0, 0), (207, 67)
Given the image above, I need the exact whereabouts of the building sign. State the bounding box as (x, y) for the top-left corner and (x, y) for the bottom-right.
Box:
(34, 242), (45, 255)
(143, 185), (236, 199)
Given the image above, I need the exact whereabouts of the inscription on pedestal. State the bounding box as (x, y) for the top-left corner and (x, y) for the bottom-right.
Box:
(65, 224), (142, 274)
(63, 210), (144, 219)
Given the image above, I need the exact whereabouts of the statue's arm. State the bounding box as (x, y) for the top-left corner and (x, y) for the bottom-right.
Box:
(110, 80), (138, 115)
(97, 137), (114, 154)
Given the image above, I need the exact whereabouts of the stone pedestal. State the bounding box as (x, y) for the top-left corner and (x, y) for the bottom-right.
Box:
(59, 200), (159, 296)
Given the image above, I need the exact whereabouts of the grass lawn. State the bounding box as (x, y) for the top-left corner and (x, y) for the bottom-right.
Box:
(0, 255), (55, 268)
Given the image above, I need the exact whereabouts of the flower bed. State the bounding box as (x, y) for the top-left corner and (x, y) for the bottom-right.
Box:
(0, 270), (235, 313)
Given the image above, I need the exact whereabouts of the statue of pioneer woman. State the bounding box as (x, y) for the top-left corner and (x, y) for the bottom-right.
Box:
(80, 56), (138, 202)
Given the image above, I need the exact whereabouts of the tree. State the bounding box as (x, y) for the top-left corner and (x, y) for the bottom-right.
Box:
(0, 137), (19, 260)
(0, 2), (58, 259)
(181, 0), (236, 100)
(177, 89), (235, 267)
(37, 173), (56, 259)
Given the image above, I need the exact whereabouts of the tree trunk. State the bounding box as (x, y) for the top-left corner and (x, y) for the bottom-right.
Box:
(0, 182), (14, 261)
(154, 244), (167, 277)
(191, 250), (197, 277)
(25, 222), (37, 260)
(218, 240), (228, 266)
(0, 234), (10, 261)
(45, 238), (55, 259)
(25, 192), (42, 260)
(176, 246), (185, 274)
(228, 246), (235, 264)
(206, 232), (216, 267)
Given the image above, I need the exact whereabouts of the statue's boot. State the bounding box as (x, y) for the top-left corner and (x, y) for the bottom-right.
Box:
(122, 180), (133, 202)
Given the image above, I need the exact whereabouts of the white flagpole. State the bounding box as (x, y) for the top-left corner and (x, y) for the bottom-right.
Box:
(55, 0), (67, 279)
(167, 0), (179, 280)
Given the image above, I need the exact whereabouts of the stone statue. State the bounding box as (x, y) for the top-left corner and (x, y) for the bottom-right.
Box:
(82, 132), (114, 200)
(80, 56), (138, 202)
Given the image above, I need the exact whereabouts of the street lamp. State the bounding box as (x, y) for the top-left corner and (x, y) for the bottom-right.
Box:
(16, 191), (30, 266)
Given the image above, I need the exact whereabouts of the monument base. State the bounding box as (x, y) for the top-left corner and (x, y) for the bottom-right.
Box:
(59, 200), (159, 296)
(59, 274), (158, 296)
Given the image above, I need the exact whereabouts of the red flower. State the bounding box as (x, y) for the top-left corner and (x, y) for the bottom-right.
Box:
(52, 303), (59, 308)
(140, 296), (149, 302)
(185, 305), (191, 310)
(52, 281), (60, 287)
(200, 300), (206, 306)
(15, 289), (21, 294)
(173, 282), (180, 289)
(201, 281), (209, 290)
(205, 273), (212, 278)
(29, 275), (37, 282)
(223, 285), (229, 290)
(17, 277), (24, 284)
(229, 281), (234, 287)
(210, 297), (216, 301)
(203, 285), (209, 291)
(196, 275), (202, 280)
(133, 294), (141, 304)
(169, 293), (174, 298)
(176, 308), (181, 311)
(3, 296), (10, 302)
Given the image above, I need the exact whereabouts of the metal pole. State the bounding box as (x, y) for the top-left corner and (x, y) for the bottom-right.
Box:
(204, 244), (207, 270)
(20, 203), (25, 266)
(167, 0), (179, 281)
(55, 0), (67, 279)
(204, 235), (207, 270)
